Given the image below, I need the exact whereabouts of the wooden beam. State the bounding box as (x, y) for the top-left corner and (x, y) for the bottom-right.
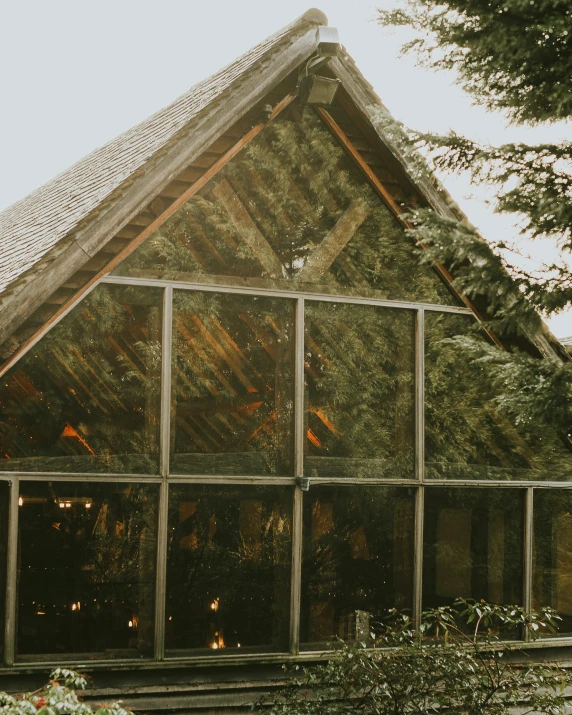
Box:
(315, 106), (504, 349)
(297, 198), (370, 282)
(0, 96), (295, 379)
(315, 107), (403, 220)
(211, 179), (285, 279)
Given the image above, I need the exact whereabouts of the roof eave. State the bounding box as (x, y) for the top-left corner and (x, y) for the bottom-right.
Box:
(0, 17), (325, 347)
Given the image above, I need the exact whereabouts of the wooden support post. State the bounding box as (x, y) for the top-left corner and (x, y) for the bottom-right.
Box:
(297, 198), (370, 282)
(211, 179), (285, 279)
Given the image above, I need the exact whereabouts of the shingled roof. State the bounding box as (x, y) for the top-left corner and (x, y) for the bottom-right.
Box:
(0, 8), (327, 298)
(0, 7), (563, 371)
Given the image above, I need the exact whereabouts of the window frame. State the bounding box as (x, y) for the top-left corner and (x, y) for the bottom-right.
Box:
(0, 273), (570, 668)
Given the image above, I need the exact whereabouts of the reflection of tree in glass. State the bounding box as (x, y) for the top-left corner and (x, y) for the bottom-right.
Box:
(533, 490), (572, 636)
(423, 487), (523, 628)
(171, 291), (294, 476)
(301, 487), (414, 647)
(0, 286), (162, 473)
(17, 482), (157, 657)
(425, 312), (572, 480)
(165, 486), (291, 652)
(119, 112), (456, 305)
(305, 303), (415, 479)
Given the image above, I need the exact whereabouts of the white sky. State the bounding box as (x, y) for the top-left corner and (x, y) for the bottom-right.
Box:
(1, 0), (571, 336)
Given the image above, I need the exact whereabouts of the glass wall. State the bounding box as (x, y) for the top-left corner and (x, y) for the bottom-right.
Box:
(301, 486), (414, 649)
(533, 490), (572, 635)
(17, 481), (158, 660)
(304, 303), (415, 479)
(116, 112), (459, 306)
(425, 312), (571, 481)
(171, 292), (294, 476)
(423, 488), (524, 610)
(0, 286), (163, 474)
(0, 273), (570, 664)
(165, 485), (292, 654)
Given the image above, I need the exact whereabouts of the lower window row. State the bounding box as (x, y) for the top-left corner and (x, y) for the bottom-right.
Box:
(0, 482), (570, 661)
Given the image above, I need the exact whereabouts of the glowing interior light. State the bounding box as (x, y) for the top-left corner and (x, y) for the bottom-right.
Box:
(211, 642), (218, 649)
(128, 620), (133, 628)
(71, 603), (77, 611)
(65, 502), (71, 508)
(59, 503), (65, 509)
(18, 497), (23, 507)
(85, 502), (91, 509)
(210, 597), (219, 612)
(237, 643), (241, 648)
(168, 616), (172, 621)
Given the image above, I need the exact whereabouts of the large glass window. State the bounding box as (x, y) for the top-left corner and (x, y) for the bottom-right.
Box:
(2, 237), (572, 666)
(171, 292), (294, 476)
(301, 486), (414, 649)
(116, 112), (458, 306)
(17, 481), (158, 660)
(425, 313), (572, 480)
(423, 488), (524, 610)
(165, 485), (292, 655)
(533, 490), (572, 636)
(304, 303), (415, 479)
(0, 286), (162, 474)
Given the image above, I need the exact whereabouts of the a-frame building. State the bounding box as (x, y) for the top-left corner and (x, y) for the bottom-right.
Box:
(0, 8), (571, 713)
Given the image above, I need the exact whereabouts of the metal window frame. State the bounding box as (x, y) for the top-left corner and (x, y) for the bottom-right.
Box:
(0, 275), (565, 668)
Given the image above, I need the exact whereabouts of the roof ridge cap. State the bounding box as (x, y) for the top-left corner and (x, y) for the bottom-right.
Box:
(296, 8), (328, 26)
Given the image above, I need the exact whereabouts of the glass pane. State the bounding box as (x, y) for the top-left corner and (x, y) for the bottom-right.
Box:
(304, 303), (415, 479)
(425, 312), (572, 480)
(533, 490), (572, 636)
(423, 488), (524, 611)
(165, 485), (292, 655)
(171, 291), (294, 476)
(300, 486), (414, 650)
(116, 111), (458, 305)
(0, 285), (162, 474)
(17, 481), (158, 660)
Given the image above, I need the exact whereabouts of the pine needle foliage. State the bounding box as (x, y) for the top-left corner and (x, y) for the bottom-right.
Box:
(378, 0), (572, 437)
(377, 0), (572, 124)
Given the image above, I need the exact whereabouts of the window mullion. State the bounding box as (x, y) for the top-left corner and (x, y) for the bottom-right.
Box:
(154, 286), (173, 661)
(289, 297), (305, 655)
(523, 486), (534, 641)
(416, 307), (425, 483)
(413, 308), (425, 626)
(413, 485), (424, 627)
(4, 477), (19, 665)
(160, 285), (173, 478)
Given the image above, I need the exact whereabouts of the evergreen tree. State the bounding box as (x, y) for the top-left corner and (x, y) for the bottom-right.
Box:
(378, 0), (572, 436)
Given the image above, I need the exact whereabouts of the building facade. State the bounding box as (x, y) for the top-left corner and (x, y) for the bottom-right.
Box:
(0, 8), (571, 712)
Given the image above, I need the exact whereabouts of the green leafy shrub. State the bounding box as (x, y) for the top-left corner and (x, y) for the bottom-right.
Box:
(260, 600), (570, 714)
(0, 669), (131, 715)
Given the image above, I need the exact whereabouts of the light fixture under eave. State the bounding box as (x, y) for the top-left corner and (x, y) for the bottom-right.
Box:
(297, 73), (341, 110)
